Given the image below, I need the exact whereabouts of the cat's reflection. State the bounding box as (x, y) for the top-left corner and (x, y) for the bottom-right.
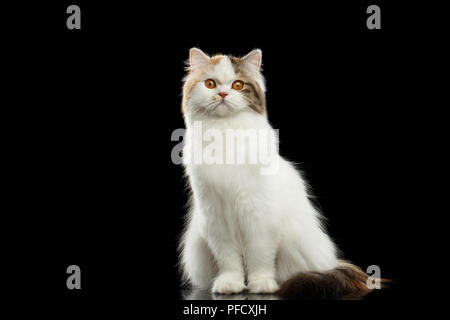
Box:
(182, 289), (364, 300)
(183, 289), (280, 300)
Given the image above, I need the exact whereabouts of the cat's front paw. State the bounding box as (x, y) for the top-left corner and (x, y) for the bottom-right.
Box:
(248, 278), (279, 294)
(212, 274), (246, 294)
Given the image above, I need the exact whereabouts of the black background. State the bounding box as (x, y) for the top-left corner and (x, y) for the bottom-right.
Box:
(5, 0), (440, 317)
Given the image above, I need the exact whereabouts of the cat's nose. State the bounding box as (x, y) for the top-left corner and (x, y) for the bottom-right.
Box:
(218, 92), (228, 99)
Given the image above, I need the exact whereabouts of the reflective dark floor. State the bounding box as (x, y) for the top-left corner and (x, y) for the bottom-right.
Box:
(182, 288), (367, 300)
(183, 289), (280, 300)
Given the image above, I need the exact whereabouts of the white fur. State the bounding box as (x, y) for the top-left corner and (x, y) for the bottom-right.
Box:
(180, 53), (338, 294)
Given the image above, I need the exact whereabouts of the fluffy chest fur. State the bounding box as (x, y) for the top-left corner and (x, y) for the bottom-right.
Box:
(183, 111), (278, 222)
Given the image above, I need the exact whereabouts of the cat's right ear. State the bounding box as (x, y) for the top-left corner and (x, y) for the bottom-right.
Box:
(188, 48), (210, 72)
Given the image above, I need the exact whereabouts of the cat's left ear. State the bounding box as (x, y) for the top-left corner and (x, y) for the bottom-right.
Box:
(241, 49), (262, 74)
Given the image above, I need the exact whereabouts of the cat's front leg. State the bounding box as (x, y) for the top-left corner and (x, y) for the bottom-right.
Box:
(212, 271), (246, 295)
(244, 220), (280, 294)
(208, 236), (246, 294)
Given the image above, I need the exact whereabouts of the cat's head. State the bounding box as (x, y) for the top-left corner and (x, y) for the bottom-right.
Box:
(182, 48), (266, 118)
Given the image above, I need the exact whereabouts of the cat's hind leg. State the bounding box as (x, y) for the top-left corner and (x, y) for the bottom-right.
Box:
(181, 226), (217, 289)
(275, 220), (339, 283)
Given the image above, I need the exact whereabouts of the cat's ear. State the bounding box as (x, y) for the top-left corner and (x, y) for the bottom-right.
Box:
(189, 48), (210, 72)
(241, 49), (262, 74)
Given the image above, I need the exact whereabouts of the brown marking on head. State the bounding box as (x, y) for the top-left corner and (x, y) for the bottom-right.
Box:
(209, 55), (225, 66)
(237, 73), (266, 114)
(229, 55), (266, 115)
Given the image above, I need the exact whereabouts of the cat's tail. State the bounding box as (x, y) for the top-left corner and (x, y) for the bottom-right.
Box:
(276, 260), (389, 299)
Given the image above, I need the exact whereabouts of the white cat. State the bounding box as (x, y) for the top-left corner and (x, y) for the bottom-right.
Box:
(179, 48), (373, 298)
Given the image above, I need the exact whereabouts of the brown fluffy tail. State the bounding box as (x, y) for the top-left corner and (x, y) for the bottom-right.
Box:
(276, 261), (389, 299)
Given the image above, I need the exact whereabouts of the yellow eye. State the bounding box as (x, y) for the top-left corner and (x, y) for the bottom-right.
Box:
(205, 79), (216, 89)
(232, 80), (244, 90)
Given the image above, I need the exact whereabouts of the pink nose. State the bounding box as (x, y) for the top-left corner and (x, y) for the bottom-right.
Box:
(219, 92), (228, 99)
